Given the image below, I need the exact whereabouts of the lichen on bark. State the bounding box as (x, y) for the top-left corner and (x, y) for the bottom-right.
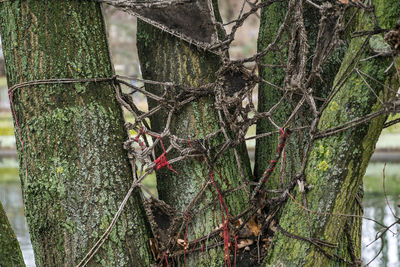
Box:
(263, 1), (400, 265)
(255, 0), (350, 191)
(137, 1), (252, 265)
(0, 1), (152, 266)
(0, 201), (25, 267)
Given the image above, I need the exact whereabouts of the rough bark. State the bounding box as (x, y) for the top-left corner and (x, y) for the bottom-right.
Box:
(256, 2), (366, 265)
(137, 2), (252, 266)
(0, 200), (25, 267)
(255, 0), (291, 184)
(255, 0), (350, 190)
(263, 1), (400, 265)
(0, 1), (152, 266)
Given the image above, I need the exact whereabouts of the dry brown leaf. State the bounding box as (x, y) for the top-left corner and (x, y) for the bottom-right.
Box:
(237, 239), (254, 249)
(233, 218), (243, 227)
(248, 216), (261, 236)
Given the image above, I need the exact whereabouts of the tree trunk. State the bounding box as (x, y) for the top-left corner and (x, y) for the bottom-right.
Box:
(255, 0), (350, 191)
(137, 1), (252, 265)
(256, 1), (363, 264)
(263, 1), (400, 265)
(255, 0), (292, 184)
(0, 1), (152, 266)
(0, 201), (25, 267)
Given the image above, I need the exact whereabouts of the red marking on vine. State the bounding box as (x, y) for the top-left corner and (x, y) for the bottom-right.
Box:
(192, 238), (198, 253)
(187, 140), (203, 163)
(182, 176), (231, 267)
(210, 172), (232, 267)
(234, 235), (238, 267)
(252, 128), (291, 198)
(157, 252), (169, 267)
(134, 128), (147, 151)
(216, 168), (231, 188)
(133, 128), (176, 173)
(154, 152), (177, 173)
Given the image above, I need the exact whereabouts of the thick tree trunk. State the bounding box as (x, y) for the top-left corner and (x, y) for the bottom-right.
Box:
(255, 0), (350, 190)
(263, 1), (400, 265)
(0, 201), (25, 267)
(0, 1), (152, 266)
(137, 2), (252, 265)
(256, 1), (363, 264)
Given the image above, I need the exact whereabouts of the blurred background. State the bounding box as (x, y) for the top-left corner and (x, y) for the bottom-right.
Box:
(1, 1), (400, 266)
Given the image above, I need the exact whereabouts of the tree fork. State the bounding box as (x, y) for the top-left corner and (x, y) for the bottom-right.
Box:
(0, 1), (152, 266)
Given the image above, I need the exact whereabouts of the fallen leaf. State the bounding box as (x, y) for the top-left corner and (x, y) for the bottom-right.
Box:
(237, 239), (254, 249)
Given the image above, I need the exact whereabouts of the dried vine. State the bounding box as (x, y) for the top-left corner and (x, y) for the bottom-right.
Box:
(3, 0), (400, 266)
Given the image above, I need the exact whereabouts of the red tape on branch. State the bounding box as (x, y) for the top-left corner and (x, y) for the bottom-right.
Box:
(134, 128), (147, 151)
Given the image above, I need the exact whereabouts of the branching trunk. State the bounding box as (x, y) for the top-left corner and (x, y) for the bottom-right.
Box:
(0, 1), (152, 266)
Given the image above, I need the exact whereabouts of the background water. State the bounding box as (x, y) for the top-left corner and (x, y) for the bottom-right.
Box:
(363, 194), (400, 267)
(1, 183), (35, 266)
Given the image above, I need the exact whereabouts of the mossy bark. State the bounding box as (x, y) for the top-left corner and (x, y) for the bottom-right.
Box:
(0, 201), (25, 267)
(263, 1), (400, 265)
(257, 2), (362, 264)
(0, 1), (152, 266)
(255, 0), (291, 184)
(255, 0), (350, 189)
(137, 4), (252, 266)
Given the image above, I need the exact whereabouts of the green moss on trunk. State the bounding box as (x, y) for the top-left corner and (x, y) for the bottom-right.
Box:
(255, 0), (289, 184)
(255, 1), (349, 190)
(137, 5), (252, 266)
(0, 201), (25, 267)
(0, 1), (152, 266)
(263, 1), (400, 265)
